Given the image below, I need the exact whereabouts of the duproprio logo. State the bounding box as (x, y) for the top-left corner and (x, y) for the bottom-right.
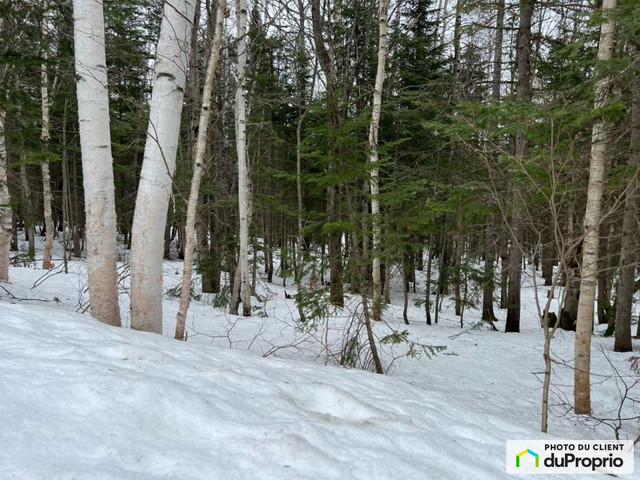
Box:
(516, 449), (539, 468)
(506, 440), (634, 475)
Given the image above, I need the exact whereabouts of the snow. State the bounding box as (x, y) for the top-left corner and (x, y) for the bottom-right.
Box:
(0, 239), (639, 479)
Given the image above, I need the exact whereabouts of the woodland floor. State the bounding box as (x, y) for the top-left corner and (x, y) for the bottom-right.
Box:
(0, 234), (639, 479)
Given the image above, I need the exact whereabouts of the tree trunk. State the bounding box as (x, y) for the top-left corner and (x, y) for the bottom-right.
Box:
(311, 0), (343, 308)
(425, 234), (434, 325)
(597, 254), (614, 326)
(614, 39), (640, 352)
(234, 0), (251, 317)
(130, 0), (196, 333)
(402, 249), (410, 325)
(492, 0), (505, 101)
(0, 108), (11, 281)
(489, 0), (505, 319)
(41, 1), (55, 270)
(163, 224), (172, 259)
(541, 226), (555, 286)
(384, 260), (391, 304)
(19, 163), (35, 259)
(10, 212), (17, 252)
(198, 218), (213, 294)
(73, 0), (122, 326)
(175, 0), (225, 340)
(71, 154), (82, 258)
(559, 254), (580, 331)
(574, 0), (617, 415)
(500, 249), (508, 308)
(294, 2), (313, 321)
(453, 236), (463, 316)
(506, 0), (533, 333)
(61, 99), (70, 274)
(369, 0), (389, 321)
(482, 220), (497, 323)
(229, 255), (242, 315)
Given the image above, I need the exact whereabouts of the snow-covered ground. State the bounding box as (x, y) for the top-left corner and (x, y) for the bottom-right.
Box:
(1, 237), (639, 479)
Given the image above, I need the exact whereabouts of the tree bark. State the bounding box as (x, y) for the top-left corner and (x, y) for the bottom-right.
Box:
(73, 0), (122, 326)
(175, 0), (226, 340)
(574, 0), (617, 415)
(19, 163), (35, 258)
(483, 0), (504, 322)
(492, 0), (505, 101)
(41, 0), (55, 270)
(311, 0), (344, 307)
(482, 221), (497, 323)
(0, 108), (11, 281)
(130, 0), (196, 333)
(369, 0), (389, 321)
(614, 39), (640, 352)
(541, 226), (555, 286)
(233, 0), (251, 317)
(505, 0), (533, 333)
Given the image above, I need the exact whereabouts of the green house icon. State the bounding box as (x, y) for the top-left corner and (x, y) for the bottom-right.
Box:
(516, 449), (539, 467)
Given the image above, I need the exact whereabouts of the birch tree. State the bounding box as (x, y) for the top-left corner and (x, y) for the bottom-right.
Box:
(229, 0), (252, 317)
(129, 0), (196, 333)
(41, 0), (55, 270)
(0, 108), (10, 282)
(175, 0), (226, 340)
(369, 0), (389, 321)
(73, 0), (122, 326)
(574, 0), (617, 415)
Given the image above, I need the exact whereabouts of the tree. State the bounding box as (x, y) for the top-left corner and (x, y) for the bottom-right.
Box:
(481, 0), (505, 325)
(176, 0), (226, 340)
(229, 0), (252, 317)
(73, 0), (122, 326)
(574, 0), (617, 415)
(0, 107), (10, 282)
(369, 0), (390, 321)
(129, 0), (197, 333)
(505, 0), (534, 333)
(613, 31), (640, 352)
(40, 0), (55, 270)
(309, 0), (353, 308)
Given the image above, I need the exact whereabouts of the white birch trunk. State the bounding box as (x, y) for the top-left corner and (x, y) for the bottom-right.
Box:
(0, 17), (11, 274)
(234, 0), (251, 317)
(574, 0), (617, 415)
(41, 0), (55, 270)
(73, 0), (122, 326)
(175, 0), (226, 340)
(130, 0), (196, 333)
(369, 0), (389, 321)
(0, 108), (11, 282)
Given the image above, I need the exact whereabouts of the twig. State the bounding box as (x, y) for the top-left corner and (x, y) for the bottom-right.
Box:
(0, 284), (53, 302)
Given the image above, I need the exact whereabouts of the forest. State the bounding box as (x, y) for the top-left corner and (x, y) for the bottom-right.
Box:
(1, 0), (640, 439)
